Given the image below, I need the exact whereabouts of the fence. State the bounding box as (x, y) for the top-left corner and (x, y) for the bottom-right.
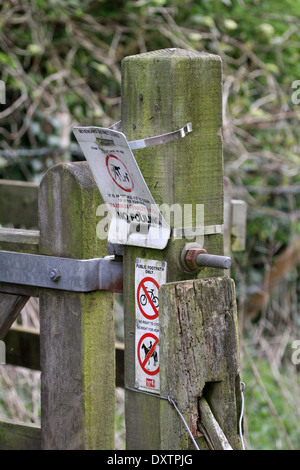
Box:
(0, 48), (246, 450)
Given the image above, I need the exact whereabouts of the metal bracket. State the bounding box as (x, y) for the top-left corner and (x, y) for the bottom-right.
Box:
(0, 251), (123, 293)
(109, 121), (193, 150)
(128, 122), (192, 150)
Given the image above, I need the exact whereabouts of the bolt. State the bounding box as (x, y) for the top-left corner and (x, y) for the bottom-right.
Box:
(196, 253), (232, 270)
(49, 268), (61, 282)
(179, 242), (232, 273)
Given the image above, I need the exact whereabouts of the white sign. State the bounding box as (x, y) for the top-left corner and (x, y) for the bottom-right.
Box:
(73, 127), (171, 249)
(135, 258), (167, 394)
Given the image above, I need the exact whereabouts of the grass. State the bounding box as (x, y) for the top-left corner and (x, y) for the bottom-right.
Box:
(0, 365), (40, 425)
(241, 341), (300, 450)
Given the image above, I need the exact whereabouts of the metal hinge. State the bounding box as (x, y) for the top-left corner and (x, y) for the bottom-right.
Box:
(0, 251), (123, 293)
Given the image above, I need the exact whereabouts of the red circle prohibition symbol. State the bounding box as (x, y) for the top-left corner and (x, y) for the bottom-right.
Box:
(106, 154), (134, 192)
(137, 277), (160, 320)
(137, 332), (159, 376)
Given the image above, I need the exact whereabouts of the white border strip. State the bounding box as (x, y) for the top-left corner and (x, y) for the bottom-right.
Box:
(172, 224), (224, 239)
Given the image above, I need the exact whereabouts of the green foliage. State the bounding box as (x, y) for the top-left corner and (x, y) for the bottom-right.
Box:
(1, 0), (300, 209)
(242, 348), (300, 450)
(1, 0), (300, 449)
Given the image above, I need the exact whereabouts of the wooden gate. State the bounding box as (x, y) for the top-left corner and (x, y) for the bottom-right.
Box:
(0, 48), (246, 450)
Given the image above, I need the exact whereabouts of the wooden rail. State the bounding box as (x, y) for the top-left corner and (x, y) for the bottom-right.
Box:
(0, 179), (38, 228)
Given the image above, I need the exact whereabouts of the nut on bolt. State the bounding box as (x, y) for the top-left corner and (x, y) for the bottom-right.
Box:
(185, 247), (207, 272)
(179, 242), (207, 273)
(49, 268), (61, 282)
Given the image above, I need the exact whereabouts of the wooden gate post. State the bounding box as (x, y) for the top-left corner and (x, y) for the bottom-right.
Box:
(121, 49), (241, 449)
(38, 162), (115, 450)
(159, 277), (242, 450)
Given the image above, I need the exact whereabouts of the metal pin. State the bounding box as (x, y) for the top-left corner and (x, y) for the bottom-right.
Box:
(196, 253), (231, 270)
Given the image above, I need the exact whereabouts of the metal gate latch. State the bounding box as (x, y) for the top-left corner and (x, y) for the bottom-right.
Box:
(0, 251), (123, 293)
(179, 243), (231, 273)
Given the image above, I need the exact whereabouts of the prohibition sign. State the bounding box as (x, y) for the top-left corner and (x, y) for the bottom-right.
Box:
(137, 276), (160, 320)
(106, 154), (134, 192)
(137, 332), (159, 376)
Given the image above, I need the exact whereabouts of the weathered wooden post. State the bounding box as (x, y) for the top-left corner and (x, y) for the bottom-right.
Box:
(121, 49), (242, 449)
(159, 277), (241, 450)
(38, 162), (115, 449)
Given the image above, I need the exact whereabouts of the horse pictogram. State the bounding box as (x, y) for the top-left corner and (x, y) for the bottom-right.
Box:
(141, 340), (158, 367)
(137, 333), (159, 376)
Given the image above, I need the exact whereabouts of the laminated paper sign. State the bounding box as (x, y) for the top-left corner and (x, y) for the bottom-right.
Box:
(135, 258), (167, 394)
(73, 126), (171, 250)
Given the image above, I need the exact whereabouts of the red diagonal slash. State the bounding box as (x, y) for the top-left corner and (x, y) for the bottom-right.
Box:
(141, 283), (159, 316)
(142, 336), (159, 369)
(137, 277), (160, 320)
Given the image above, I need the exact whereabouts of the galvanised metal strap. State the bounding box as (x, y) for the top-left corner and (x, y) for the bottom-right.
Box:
(109, 120), (193, 150)
(0, 251), (123, 293)
(128, 122), (192, 150)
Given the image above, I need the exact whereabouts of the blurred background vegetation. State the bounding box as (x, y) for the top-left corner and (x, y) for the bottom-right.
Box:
(1, 0), (300, 450)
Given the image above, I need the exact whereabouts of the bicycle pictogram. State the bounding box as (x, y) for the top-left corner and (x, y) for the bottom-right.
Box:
(105, 154), (134, 192)
(139, 287), (159, 308)
(137, 276), (160, 320)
